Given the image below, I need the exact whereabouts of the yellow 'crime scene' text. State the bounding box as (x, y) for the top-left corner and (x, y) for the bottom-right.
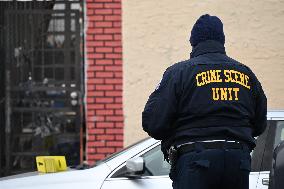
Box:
(195, 69), (250, 101)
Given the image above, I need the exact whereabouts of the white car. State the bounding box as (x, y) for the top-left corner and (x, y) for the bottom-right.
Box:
(1, 111), (284, 189)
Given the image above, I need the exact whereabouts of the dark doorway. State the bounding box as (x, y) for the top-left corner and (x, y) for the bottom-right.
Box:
(0, 0), (84, 176)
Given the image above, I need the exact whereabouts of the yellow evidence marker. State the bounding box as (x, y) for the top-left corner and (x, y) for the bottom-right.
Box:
(36, 156), (67, 173)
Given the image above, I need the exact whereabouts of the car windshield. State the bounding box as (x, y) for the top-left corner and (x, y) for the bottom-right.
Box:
(95, 137), (151, 165)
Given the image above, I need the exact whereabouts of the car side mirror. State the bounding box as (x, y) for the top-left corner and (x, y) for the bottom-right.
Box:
(125, 157), (144, 178)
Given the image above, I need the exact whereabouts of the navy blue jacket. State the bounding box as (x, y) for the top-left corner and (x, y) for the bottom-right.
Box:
(142, 40), (267, 152)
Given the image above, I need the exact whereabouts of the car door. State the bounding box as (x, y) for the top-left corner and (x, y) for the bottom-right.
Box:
(251, 119), (271, 189)
(101, 141), (263, 189)
(250, 121), (270, 189)
(101, 116), (284, 189)
(101, 144), (172, 189)
(256, 119), (284, 189)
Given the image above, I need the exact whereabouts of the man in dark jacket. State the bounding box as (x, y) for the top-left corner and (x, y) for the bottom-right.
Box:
(142, 14), (267, 189)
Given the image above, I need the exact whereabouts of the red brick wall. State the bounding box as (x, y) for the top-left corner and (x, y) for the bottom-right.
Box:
(85, 0), (123, 164)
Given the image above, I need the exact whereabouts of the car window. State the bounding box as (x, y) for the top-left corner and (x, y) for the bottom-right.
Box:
(141, 145), (170, 176)
(111, 145), (170, 178)
(274, 121), (284, 149)
(251, 124), (269, 172)
(260, 120), (284, 171)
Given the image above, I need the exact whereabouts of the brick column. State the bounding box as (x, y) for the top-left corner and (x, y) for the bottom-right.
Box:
(85, 0), (123, 164)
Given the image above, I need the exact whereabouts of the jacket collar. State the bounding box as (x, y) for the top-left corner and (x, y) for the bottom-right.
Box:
(190, 40), (226, 58)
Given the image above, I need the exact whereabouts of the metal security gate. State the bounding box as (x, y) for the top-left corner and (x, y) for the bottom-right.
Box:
(2, 0), (84, 176)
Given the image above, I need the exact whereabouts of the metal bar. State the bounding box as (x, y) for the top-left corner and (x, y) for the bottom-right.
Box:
(11, 152), (49, 156)
(12, 107), (75, 113)
(0, 0), (5, 176)
(30, 11), (34, 85)
(5, 9), (78, 14)
(10, 96), (69, 101)
(32, 47), (77, 51)
(41, 12), (44, 81)
(80, 0), (85, 163)
(64, 2), (71, 86)
(73, 9), (83, 163)
(75, 11), (80, 88)
(52, 13), (56, 80)
(5, 10), (11, 176)
(34, 64), (75, 68)
(21, 13), (78, 18)
(13, 133), (80, 138)
(11, 86), (78, 91)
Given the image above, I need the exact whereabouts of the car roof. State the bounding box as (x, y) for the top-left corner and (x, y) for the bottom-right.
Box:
(267, 110), (284, 120)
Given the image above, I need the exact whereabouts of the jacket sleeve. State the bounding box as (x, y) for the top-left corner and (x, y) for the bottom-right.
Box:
(251, 74), (267, 137)
(142, 67), (181, 140)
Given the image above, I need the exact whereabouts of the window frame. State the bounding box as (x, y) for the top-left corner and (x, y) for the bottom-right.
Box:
(139, 143), (170, 176)
(251, 121), (270, 172)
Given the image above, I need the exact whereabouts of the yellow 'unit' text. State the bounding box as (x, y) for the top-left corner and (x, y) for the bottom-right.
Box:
(212, 88), (240, 101)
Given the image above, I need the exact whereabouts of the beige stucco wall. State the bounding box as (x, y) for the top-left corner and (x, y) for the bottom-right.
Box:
(122, 0), (284, 146)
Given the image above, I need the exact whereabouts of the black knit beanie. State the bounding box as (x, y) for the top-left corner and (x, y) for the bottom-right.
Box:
(190, 14), (225, 47)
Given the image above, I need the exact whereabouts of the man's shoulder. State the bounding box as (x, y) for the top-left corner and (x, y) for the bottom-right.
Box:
(225, 56), (260, 81)
(225, 56), (251, 70)
(166, 59), (193, 72)
(166, 55), (255, 77)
